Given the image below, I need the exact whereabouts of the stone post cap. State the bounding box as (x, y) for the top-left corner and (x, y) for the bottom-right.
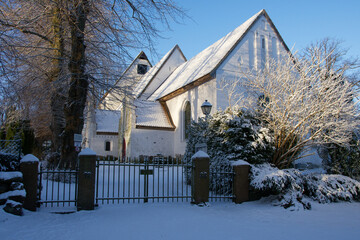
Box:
(191, 150), (209, 160)
(231, 160), (250, 166)
(78, 148), (97, 156)
(20, 154), (39, 163)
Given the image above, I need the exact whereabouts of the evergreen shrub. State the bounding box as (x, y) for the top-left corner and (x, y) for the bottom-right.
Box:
(183, 110), (274, 193)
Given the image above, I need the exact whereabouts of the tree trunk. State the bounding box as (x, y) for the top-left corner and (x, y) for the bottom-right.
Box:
(60, 0), (90, 169)
(49, 2), (66, 154)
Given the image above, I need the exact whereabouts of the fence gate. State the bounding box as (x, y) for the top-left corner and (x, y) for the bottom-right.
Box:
(37, 163), (79, 207)
(95, 156), (192, 204)
(209, 163), (234, 202)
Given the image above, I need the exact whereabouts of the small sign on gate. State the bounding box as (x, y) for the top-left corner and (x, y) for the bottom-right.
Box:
(140, 169), (154, 175)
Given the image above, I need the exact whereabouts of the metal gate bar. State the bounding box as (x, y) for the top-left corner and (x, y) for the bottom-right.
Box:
(209, 163), (234, 202)
(38, 163), (78, 207)
(95, 156), (192, 204)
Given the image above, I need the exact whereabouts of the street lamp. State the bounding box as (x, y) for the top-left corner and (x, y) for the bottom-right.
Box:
(195, 100), (212, 153)
(201, 100), (212, 118)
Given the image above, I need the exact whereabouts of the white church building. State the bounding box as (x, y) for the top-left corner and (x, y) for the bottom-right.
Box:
(83, 9), (290, 158)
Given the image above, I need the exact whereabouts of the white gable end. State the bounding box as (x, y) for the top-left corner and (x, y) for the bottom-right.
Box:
(103, 53), (151, 110)
(135, 45), (186, 100)
(216, 14), (290, 110)
(148, 9), (265, 102)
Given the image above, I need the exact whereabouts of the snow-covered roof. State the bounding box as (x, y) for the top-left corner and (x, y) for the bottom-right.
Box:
(135, 100), (174, 129)
(96, 109), (121, 133)
(134, 47), (177, 98)
(147, 9), (266, 101)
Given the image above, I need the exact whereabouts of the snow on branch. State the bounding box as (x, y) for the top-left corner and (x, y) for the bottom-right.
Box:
(239, 53), (359, 168)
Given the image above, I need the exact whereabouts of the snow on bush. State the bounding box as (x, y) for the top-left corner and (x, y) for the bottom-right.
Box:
(250, 163), (310, 210)
(304, 174), (360, 203)
(251, 164), (303, 194)
(250, 164), (360, 210)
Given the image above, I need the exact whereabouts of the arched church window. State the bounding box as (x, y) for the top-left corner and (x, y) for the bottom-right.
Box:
(184, 101), (191, 140)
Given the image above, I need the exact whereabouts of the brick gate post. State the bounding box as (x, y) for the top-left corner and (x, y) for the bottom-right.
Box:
(233, 161), (250, 204)
(192, 151), (210, 204)
(77, 148), (96, 211)
(20, 154), (39, 211)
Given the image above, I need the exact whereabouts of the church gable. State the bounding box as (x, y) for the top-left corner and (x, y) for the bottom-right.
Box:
(215, 13), (290, 110)
(134, 45), (186, 100)
(101, 51), (152, 110)
(217, 13), (289, 73)
(147, 9), (290, 102)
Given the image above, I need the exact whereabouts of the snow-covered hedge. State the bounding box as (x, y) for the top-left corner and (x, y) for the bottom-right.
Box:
(250, 164), (360, 210)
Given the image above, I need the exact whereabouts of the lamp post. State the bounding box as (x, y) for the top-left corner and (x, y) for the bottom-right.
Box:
(201, 100), (212, 119)
(195, 100), (212, 153)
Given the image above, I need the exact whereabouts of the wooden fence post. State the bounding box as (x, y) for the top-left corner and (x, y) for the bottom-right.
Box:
(20, 154), (39, 211)
(77, 148), (96, 211)
(192, 151), (210, 204)
(233, 162), (250, 204)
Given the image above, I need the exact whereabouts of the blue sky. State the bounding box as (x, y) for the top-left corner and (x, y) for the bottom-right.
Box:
(151, 0), (360, 63)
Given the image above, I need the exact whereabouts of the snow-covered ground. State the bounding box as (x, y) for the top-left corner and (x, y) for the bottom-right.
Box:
(1, 200), (360, 240)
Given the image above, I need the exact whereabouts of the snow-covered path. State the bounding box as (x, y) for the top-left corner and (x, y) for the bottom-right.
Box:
(1, 200), (360, 240)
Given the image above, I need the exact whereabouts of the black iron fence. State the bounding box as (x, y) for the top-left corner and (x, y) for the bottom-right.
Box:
(95, 156), (192, 204)
(37, 155), (235, 208)
(37, 162), (78, 207)
(209, 163), (234, 201)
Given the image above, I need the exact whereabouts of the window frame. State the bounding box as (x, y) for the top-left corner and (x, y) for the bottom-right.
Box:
(137, 64), (148, 75)
(105, 140), (111, 152)
(183, 101), (191, 141)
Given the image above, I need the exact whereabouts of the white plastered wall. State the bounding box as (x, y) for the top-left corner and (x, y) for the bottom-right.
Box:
(89, 134), (119, 157)
(166, 80), (217, 156)
(128, 128), (174, 158)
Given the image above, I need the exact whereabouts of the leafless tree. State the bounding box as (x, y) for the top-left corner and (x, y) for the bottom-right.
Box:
(240, 52), (359, 169)
(301, 38), (360, 88)
(0, 0), (186, 168)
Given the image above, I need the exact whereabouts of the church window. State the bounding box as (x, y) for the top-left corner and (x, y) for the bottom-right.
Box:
(137, 64), (148, 74)
(105, 141), (111, 151)
(184, 101), (191, 140)
(261, 36), (266, 68)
